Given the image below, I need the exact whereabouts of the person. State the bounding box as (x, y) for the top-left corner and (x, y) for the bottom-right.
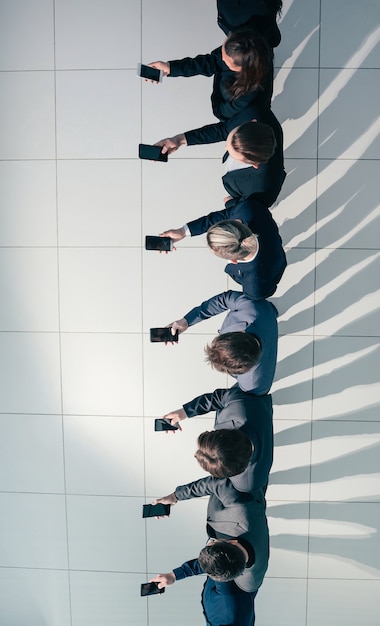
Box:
(222, 106), (286, 208)
(147, 28), (273, 155)
(162, 386), (273, 493)
(168, 290), (278, 394)
(152, 99), (286, 207)
(160, 197), (287, 300)
(150, 551), (258, 626)
(217, 0), (283, 48)
(150, 479), (269, 624)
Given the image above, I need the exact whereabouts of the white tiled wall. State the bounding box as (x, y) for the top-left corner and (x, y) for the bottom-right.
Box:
(0, 1), (379, 624)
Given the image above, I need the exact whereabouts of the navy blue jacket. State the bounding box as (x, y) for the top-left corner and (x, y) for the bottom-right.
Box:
(187, 198), (286, 300)
(173, 559), (257, 626)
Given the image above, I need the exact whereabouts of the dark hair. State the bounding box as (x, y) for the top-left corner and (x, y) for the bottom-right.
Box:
(224, 29), (271, 98)
(265, 0), (283, 16)
(205, 333), (261, 374)
(198, 541), (246, 581)
(264, 0), (282, 15)
(195, 429), (252, 478)
(230, 121), (276, 164)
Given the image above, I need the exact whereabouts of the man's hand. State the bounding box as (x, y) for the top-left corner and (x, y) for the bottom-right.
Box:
(149, 572), (176, 589)
(163, 408), (188, 426)
(167, 318), (188, 335)
(152, 493), (178, 507)
(154, 133), (187, 155)
(147, 61), (170, 78)
(159, 227), (186, 242)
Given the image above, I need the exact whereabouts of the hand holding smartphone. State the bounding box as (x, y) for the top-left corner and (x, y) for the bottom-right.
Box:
(150, 327), (179, 343)
(145, 236), (172, 252)
(140, 582), (165, 597)
(139, 144), (168, 162)
(142, 503), (171, 518)
(137, 63), (163, 83)
(154, 418), (179, 432)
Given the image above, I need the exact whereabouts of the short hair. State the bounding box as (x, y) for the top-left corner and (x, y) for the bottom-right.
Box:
(198, 541), (246, 581)
(195, 429), (252, 478)
(230, 121), (276, 164)
(205, 332), (261, 374)
(207, 220), (258, 261)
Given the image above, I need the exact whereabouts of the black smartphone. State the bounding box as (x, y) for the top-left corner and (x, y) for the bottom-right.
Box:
(142, 503), (171, 518)
(154, 418), (179, 432)
(137, 63), (163, 83)
(139, 144), (168, 162)
(145, 236), (173, 252)
(140, 582), (165, 597)
(150, 327), (179, 343)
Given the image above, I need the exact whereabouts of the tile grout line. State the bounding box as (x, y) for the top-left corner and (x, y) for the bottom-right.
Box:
(51, 1), (73, 623)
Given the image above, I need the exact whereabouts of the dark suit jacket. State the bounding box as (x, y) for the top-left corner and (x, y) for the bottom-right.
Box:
(169, 44), (272, 123)
(222, 105), (286, 208)
(187, 198), (287, 300)
(217, 0), (282, 48)
(184, 291), (278, 395)
(175, 479), (269, 592)
(182, 386), (274, 492)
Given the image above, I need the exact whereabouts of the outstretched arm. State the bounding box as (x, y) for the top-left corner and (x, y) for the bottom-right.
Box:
(149, 559), (204, 588)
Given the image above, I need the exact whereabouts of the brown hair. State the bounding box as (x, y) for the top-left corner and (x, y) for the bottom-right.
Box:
(205, 332), (261, 374)
(206, 220), (258, 261)
(198, 541), (246, 581)
(195, 429), (252, 478)
(224, 29), (271, 98)
(230, 121), (276, 164)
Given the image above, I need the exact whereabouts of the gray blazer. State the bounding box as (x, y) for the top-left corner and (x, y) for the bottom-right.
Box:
(183, 386), (273, 492)
(184, 291), (278, 395)
(175, 478), (269, 593)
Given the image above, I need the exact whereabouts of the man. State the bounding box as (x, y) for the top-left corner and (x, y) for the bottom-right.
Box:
(163, 386), (273, 493)
(168, 290), (278, 395)
(150, 481), (269, 625)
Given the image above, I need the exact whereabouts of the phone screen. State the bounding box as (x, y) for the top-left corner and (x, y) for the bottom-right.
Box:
(145, 236), (172, 251)
(138, 144), (168, 162)
(142, 503), (171, 518)
(138, 64), (162, 82)
(140, 582), (165, 597)
(154, 418), (179, 432)
(150, 328), (178, 343)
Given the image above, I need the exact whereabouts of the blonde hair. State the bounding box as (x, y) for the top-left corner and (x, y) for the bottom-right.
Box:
(207, 220), (258, 261)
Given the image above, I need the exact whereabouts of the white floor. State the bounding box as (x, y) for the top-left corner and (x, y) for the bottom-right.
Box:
(0, 1), (379, 625)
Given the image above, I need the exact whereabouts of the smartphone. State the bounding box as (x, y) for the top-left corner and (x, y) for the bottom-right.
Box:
(137, 63), (163, 83)
(139, 144), (168, 162)
(142, 503), (171, 518)
(154, 418), (179, 432)
(145, 236), (173, 252)
(140, 582), (165, 597)
(150, 327), (178, 343)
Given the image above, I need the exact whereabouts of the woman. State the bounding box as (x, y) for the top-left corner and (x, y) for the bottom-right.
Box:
(148, 28), (273, 154)
(159, 197), (287, 300)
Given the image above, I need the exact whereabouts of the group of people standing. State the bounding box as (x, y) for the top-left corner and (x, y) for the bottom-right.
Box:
(143, 2), (287, 624)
